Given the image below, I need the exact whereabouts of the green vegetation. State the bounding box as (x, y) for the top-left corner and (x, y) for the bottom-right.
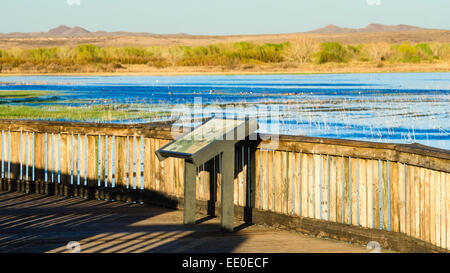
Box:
(316, 42), (348, 63)
(0, 90), (57, 99)
(0, 104), (170, 122)
(0, 41), (448, 72)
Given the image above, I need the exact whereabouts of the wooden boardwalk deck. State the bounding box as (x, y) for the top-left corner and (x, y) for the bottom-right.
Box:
(0, 192), (383, 253)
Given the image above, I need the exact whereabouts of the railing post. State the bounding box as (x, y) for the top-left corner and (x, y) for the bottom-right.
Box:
(221, 144), (235, 232)
(183, 160), (197, 225)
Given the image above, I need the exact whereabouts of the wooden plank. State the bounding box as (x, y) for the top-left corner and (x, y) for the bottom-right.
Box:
(197, 163), (202, 201)
(100, 135), (106, 186)
(380, 160), (389, 231)
(336, 156), (343, 223)
(307, 153), (315, 219)
(66, 134), (73, 185)
(175, 158), (183, 197)
(314, 153), (321, 220)
(166, 156), (173, 196)
(196, 161), (200, 200)
(440, 171), (446, 249)
(321, 154), (328, 220)
(243, 147), (250, 207)
(60, 134), (68, 185)
(405, 164), (413, 237)
(274, 151), (283, 213)
(429, 170), (436, 246)
(114, 136), (122, 188)
(261, 150), (268, 211)
(373, 160), (380, 230)
(154, 139), (161, 191)
(135, 137), (142, 190)
(389, 161), (400, 232)
(79, 135), (86, 185)
(205, 158), (211, 202)
(46, 133), (53, 183)
(419, 167), (426, 241)
(358, 158), (367, 228)
(424, 168), (431, 243)
(280, 151), (287, 214)
(121, 136), (128, 188)
(128, 136), (134, 189)
(237, 147), (243, 206)
(300, 153), (308, 217)
(350, 157), (357, 226)
(86, 135), (98, 188)
(28, 132), (34, 181)
(4, 131), (9, 179)
(343, 156), (350, 225)
(367, 159), (374, 229)
(215, 154), (221, 203)
(398, 163), (406, 234)
(413, 166), (420, 239)
(143, 138), (151, 191)
(34, 133), (45, 183)
(179, 157), (185, 198)
(161, 139), (169, 193)
(10, 132), (20, 181)
(21, 131), (27, 181)
(107, 136), (113, 188)
(293, 152), (300, 216)
(72, 134), (78, 185)
(446, 172), (449, 250)
(434, 171), (440, 248)
(328, 156), (337, 222)
(287, 152), (293, 215)
(268, 150), (274, 212)
(255, 149), (261, 210)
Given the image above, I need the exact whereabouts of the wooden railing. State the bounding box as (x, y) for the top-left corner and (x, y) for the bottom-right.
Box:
(0, 120), (448, 252)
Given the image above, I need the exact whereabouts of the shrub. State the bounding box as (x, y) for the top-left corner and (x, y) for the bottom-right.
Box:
(391, 44), (421, 63)
(415, 43), (434, 61)
(76, 44), (100, 64)
(316, 42), (347, 63)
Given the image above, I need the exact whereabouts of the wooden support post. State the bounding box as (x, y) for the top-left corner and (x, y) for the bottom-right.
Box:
(183, 159), (197, 225)
(221, 144), (235, 232)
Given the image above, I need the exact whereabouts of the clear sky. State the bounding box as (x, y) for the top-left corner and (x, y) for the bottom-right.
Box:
(1, 0), (449, 35)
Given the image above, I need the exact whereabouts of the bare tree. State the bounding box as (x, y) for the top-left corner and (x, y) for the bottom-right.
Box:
(163, 46), (185, 67)
(366, 43), (392, 62)
(283, 37), (320, 64)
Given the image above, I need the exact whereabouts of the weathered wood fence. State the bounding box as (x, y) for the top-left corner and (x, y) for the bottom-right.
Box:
(0, 120), (448, 252)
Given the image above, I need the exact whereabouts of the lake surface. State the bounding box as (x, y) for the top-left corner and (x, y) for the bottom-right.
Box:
(1, 73), (449, 150)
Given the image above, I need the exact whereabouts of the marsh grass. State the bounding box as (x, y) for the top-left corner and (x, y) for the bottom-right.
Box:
(0, 90), (57, 99)
(0, 104), (170, 122)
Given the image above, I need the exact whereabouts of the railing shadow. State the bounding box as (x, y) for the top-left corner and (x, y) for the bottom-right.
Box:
(0, 191), (249, 253)
(0, 163), (251, 253)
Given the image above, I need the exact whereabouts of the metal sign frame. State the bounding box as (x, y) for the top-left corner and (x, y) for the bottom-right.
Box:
(156, 118), (258, 232)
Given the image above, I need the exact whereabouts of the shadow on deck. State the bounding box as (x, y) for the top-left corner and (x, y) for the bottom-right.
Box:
(0, 192), (371, 253)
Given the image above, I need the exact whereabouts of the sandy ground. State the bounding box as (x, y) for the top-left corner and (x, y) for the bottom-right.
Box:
(0, 30), (449, 49)
(0, 61), (448, 77)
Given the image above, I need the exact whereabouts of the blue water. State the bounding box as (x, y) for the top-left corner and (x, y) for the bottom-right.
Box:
(0, 73), (449, 150)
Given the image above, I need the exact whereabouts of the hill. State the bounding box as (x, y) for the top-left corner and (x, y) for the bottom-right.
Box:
(307, 23), (432, 34)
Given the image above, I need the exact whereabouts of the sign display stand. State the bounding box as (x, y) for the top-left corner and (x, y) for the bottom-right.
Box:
(156, 118), (258, 232)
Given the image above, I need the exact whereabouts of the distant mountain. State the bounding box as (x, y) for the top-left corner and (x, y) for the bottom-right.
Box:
(0, 24), (443, 38)
(307, 23), (433, 34)
(48, 25), (90, 36)
(0, 25), (159, 38)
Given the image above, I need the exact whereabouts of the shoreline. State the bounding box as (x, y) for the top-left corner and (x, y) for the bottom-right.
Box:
(1, 67), (449, 77)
